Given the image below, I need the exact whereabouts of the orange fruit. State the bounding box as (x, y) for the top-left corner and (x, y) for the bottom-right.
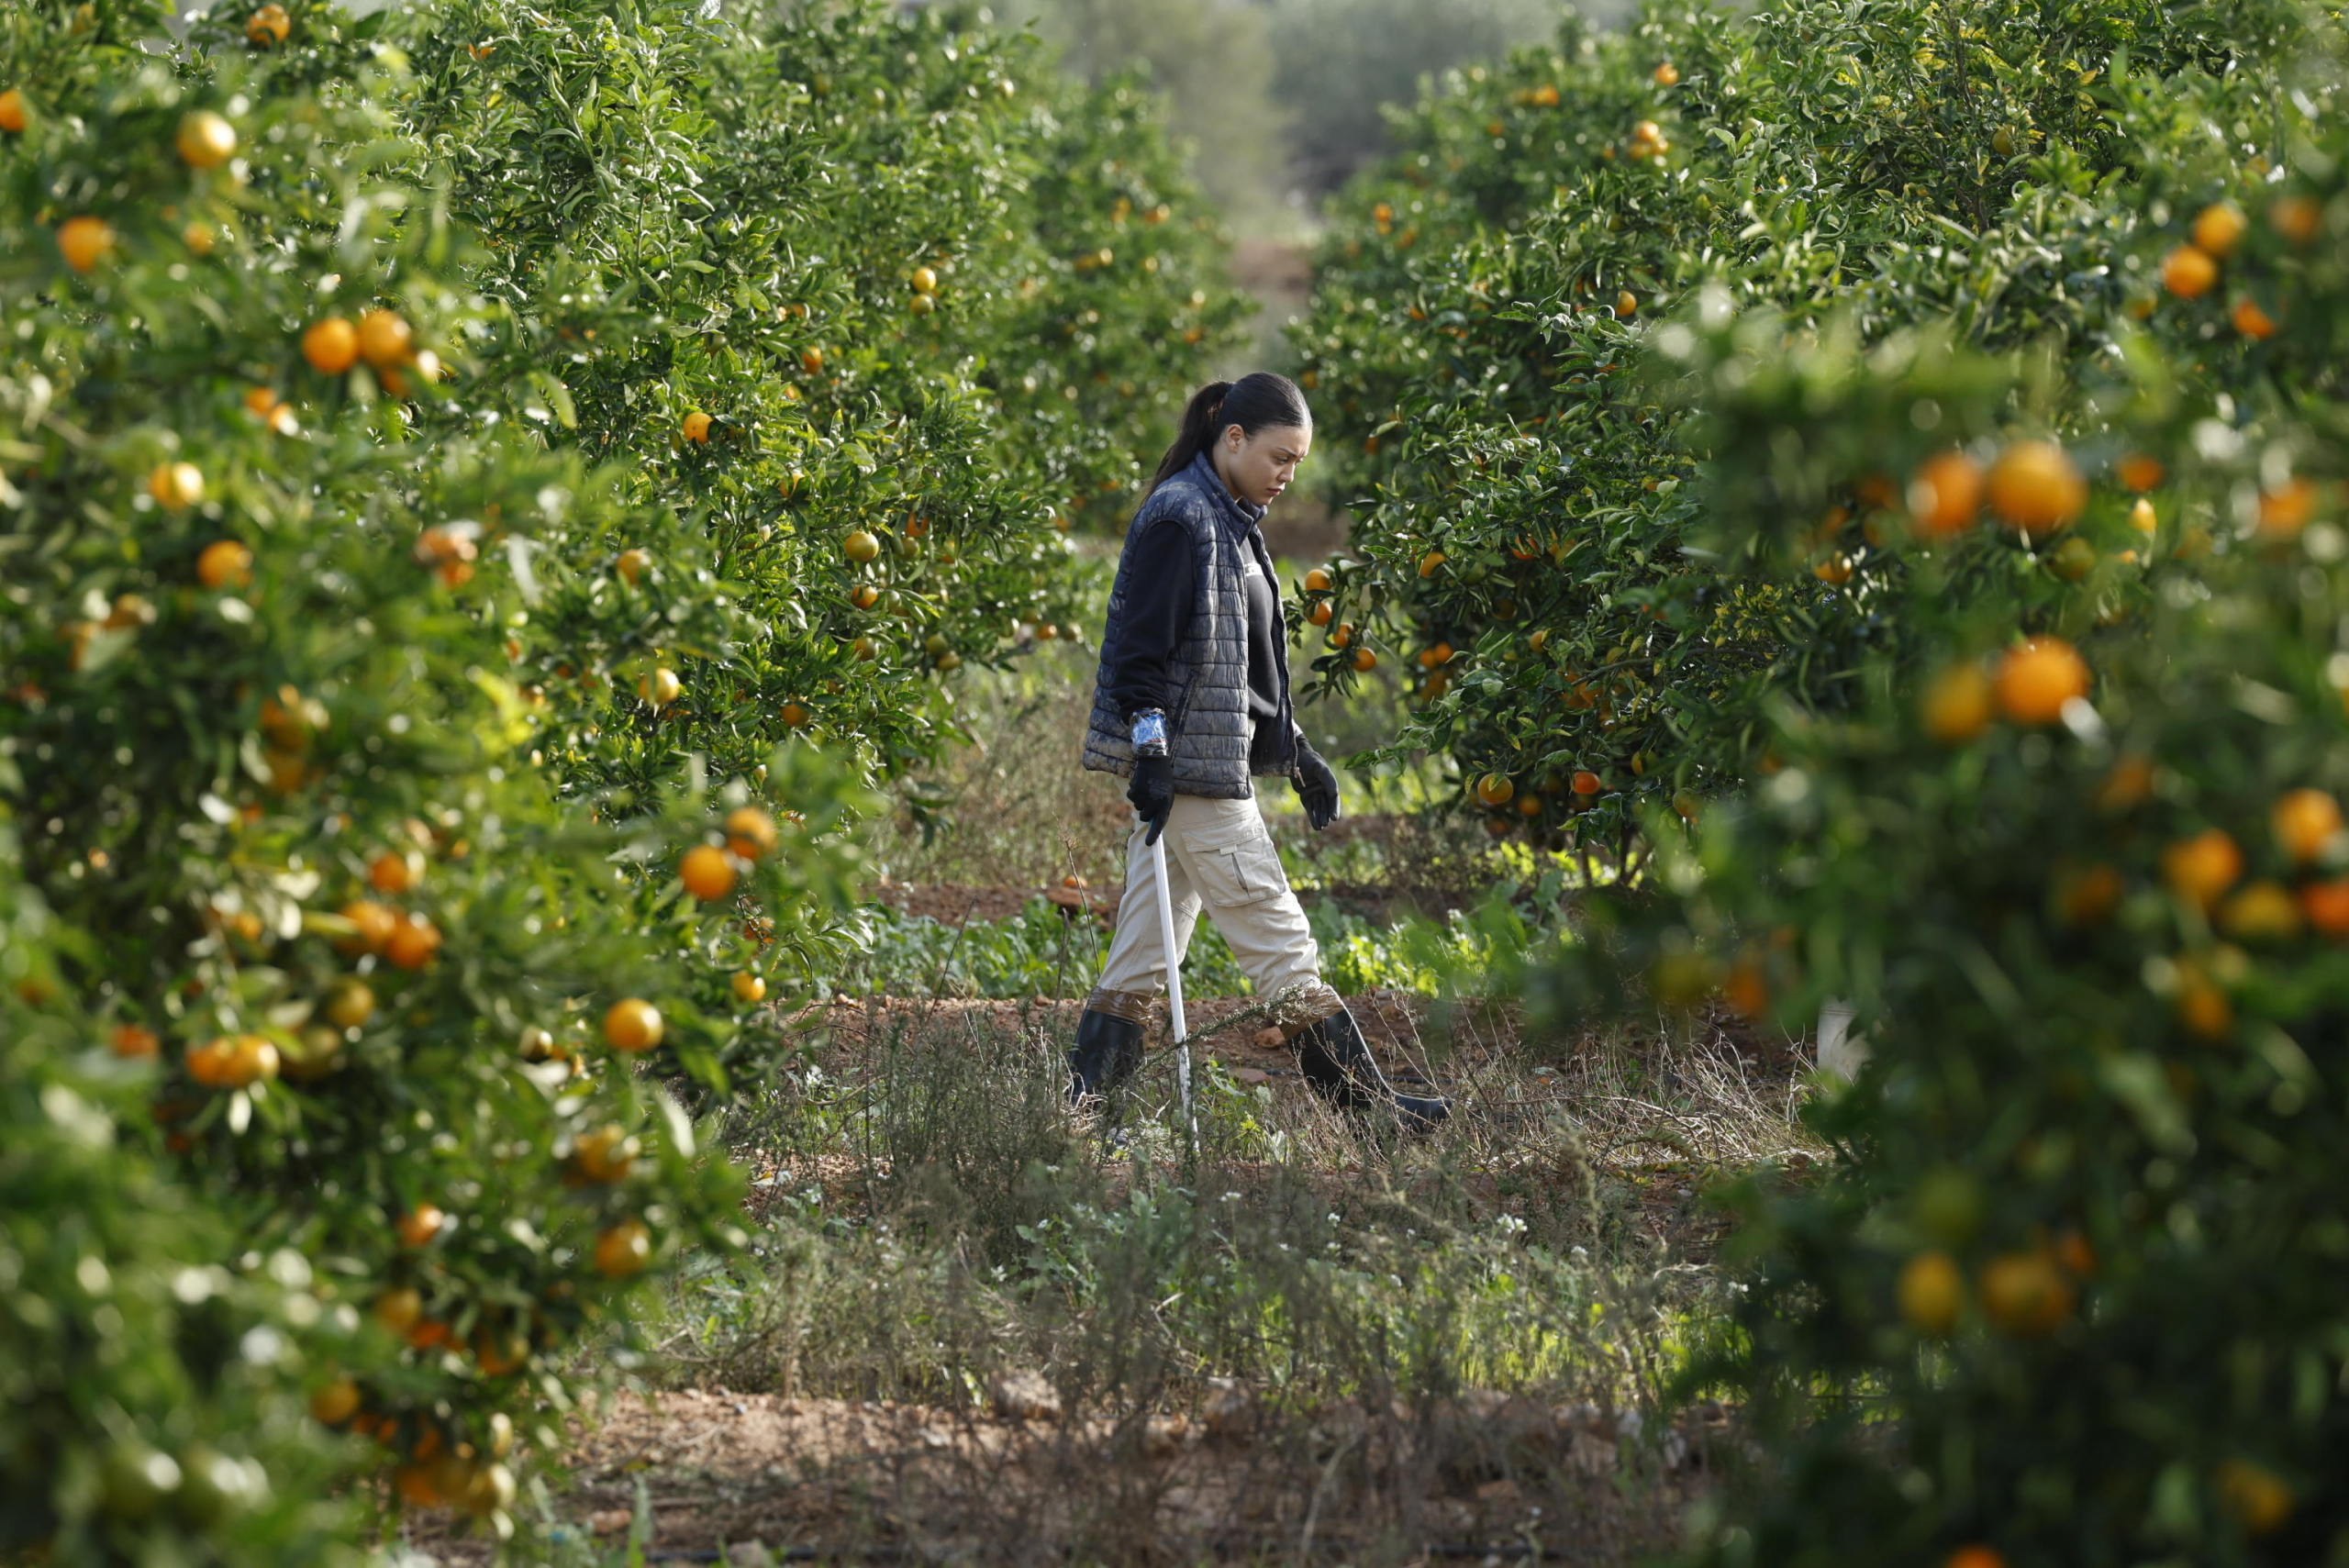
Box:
(1308, 602), (1334, 627)
(0, 90), (28, 134)
(1572, 770), (1602, 796)
(340, 899), (398, 953)
(2096, 756), (2155, 812)
(474, 1333), (527, 1377)
(2191, 201), (2247, 258)
(779, 700), (810, 728)
(909, 266), (939, 295)
(1653, 61), (1679, 85)
(395, 1205), (446, 1248)
(679, 843), (737, 902)
(2115, 452), (2165, 492)
(1909, 449), (1985, 539)
(2299, 878), (2349, 938)
(1419, 550), (1445, 578)
(2161, 828), (2243, 908)
(604, 998), (663, 1053)
(373, 1285), (423, 1334)
(1812, 553), (1853, 584)
(907, 294), (935, 316)
(572, 1124), (637, 1184)
(1986, 440), (2085, 537)
(2220, 880), (2301, 943)
(303, 317), (359, 374)
(368, 848), (419, 895)
(176, 110), (238, 169)
(799, 347), (824, 374)
(1897, 1251), (1963, 1335)
(1993, 637), (2088, 725)
(850, 584), (879, 610)
(384, 914), (441, 971)
(1475, 773), (1514, 806)
(1944, 1548), (2007, 1568)
(1921, 662), (1993, 743)
(110, 1023), (161, 1060)
(223, 1034), (277, 1086)
(308, 1378), (361, 1425)
(2160, 243), (2218, 299)
(640, 667), (682, 707)
(616, 548), (654, 586)
(325, 981), (375, 1029)
(356, 308), (412, 369)
(245, 5), (290, 45)
(1304, 568), (1332, 593)
(844, 528), (880, 562)
(184, 1036), (237, 1087)
(2178, 979), (2232, 1040)
(2257, 478), (2315, 539)
(2272, 788), (2342, 862)
(595, 1218), (653, 1279)
(732, 972), (767, 1004)
(146, 461), (205, 510)
(683, 410), (712, 442)
(1616, 290), (1638, 317)
(196, 539), (253, 590)
(725, 806), (778, 860)
(2129, 497), (2157, 535)
(1351, 647), (1376, 673)
(2232, 298), (2277, 339)
(2269, 195), (2321, 245)
(394, 1466), (441, 1508)
(57, 217), (115, 274)
(1418, 643), (1451, 670)
(2214, 1461), (2294, 1535)
(2054, 863), (2122, 925)
(1036, 622), (1060, 639)
(2047, 535), (2098, 581)
(1978, 1249), (2074, 1336)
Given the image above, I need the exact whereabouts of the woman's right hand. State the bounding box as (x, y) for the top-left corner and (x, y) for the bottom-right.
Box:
(1128, 755), (1174, 846)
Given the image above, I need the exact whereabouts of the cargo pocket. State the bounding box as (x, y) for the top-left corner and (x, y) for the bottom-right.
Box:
(1185, 818), (1287, 908)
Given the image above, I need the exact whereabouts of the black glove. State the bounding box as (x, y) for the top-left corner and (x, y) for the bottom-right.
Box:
(1294, 741), (1341, 831)
(1128, 754), (1174, 846)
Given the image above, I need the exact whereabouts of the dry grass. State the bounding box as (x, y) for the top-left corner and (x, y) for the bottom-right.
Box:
(402, 999), (1822, 1566)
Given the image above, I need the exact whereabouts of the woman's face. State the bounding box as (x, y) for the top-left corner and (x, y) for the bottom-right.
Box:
(1214, 421), (1311, 508)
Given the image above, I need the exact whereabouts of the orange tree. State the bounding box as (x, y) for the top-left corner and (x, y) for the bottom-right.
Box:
(1532, 52), (2349, 1566)
(362, 0), (1248, 821)
(1286, 0), (2307, 847)
(0, 0), (867, 1547)
(1, 850), (355, 1566)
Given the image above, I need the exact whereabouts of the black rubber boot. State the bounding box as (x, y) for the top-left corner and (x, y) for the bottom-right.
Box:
(1067, 1008), (1145, 1104)
(1292, 1006), (1449, 1132)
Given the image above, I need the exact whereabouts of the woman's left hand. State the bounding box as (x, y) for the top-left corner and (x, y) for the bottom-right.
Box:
(1294, 743), (1341, 831)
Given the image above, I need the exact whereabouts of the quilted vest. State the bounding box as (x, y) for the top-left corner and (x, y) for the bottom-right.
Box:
(1082, 451), (1296, 800)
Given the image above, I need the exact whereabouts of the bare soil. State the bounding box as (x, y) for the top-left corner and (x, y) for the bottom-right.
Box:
(409, 1383), (1734, 1565)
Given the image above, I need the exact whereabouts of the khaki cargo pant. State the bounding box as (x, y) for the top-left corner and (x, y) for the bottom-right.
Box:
(1085, 795), (1343, 1030)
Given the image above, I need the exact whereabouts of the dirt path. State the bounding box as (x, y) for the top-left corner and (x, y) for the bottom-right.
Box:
(407, 1385), (1731, 1564)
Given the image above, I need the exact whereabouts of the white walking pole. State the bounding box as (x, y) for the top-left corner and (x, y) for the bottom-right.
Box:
(1147, 828), (1195, 1138)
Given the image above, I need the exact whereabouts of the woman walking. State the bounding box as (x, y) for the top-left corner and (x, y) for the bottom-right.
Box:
(1069, 373), (1447, 1130)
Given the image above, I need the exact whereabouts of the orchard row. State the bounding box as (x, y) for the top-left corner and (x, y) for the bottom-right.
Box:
(0, 0), (1237, 1558)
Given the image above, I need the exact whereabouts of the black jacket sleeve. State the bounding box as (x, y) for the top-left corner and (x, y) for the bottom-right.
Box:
(1102, 517), (1195, 722)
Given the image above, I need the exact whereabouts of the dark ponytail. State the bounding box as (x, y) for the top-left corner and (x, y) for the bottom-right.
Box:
(1148, 372), (1311, 494)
